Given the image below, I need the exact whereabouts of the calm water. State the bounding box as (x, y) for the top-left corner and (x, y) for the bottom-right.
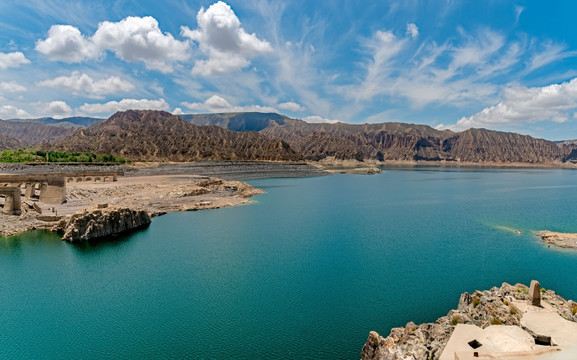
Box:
(2, 167), (577, 359)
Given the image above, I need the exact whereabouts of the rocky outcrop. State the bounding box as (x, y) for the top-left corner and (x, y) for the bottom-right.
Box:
(361, 282), (577, 360)
(60, 207), (151, 242)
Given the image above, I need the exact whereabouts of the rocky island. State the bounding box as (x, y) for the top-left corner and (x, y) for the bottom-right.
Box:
(535, 230), (577, 250)
(362, 281), (577, 360)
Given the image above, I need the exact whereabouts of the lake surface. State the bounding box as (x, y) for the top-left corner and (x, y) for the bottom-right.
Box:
(2, 167), (577, 359)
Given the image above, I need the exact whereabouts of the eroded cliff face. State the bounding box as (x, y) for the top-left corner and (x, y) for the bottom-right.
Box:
(60, 207), (151, 242)
(361, 282), (577, 360)
(186, 112), (577, 165)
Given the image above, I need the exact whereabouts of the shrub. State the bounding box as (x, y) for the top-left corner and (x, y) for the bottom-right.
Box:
(571, 303), (577, 315)
(490, 317), (503, 325)
(473, 297), (481, 308)
(451, 315), (461, 326)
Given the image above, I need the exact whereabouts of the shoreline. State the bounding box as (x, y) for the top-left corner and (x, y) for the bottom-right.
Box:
(0, 173), (269, 238)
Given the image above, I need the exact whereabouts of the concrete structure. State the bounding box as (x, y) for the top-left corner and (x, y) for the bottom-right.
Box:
(441, 324), (559, 360)
(0, 187), (21, 215)
(0, 171), (122, 213)
(440, 280), (577, 360)
(530, 280), (541, 307)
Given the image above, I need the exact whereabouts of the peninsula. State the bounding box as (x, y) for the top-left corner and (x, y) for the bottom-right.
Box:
(362, 281), (577, 360)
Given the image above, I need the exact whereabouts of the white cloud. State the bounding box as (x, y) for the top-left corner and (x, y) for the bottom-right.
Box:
(0, 105), (31, 119)
(43, 100), (73, 117)
(79, 98), (169, 114)
(92, 16), (190, 72)
(0, 51), (30, 70)
(303, 115), (340, 124)
(36, 17), (190, 72)
(181, 1), (272, 75)
(0, 81), (26, 93)
(443, 78), (577, 131)
(173, 107), (184, 115)
(38, 72), (134, 98)
(278, 101), (305, 112)
(406, 23), (419, 39)
(526, 42), (577, 73)
(514, 5), (525, 23)
(182, 95), (277, 113)
(36, 25), (99, 62)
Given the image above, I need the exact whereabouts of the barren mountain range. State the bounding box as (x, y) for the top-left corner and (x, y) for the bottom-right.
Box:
(46, 110), (301, 162)
(183, 112), (577, 164)
(0, 110), (576, 165)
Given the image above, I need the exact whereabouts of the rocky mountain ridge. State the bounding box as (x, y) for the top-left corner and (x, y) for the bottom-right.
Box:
(48, 110), (302, 162)
(184, 112), (577, 165)
(1, 111), (576, 166)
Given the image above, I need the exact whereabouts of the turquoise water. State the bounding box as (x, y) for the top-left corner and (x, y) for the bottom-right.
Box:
(2, 167), (577, 359)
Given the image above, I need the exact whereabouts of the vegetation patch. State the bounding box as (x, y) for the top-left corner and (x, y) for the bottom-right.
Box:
(0, 149), (128, 163)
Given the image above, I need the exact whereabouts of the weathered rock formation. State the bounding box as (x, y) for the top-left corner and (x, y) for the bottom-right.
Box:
(60, 207), (151, 242)
(361, 282), (577, 360)
(184, 112), (577, 165)
(48, 110), (302, 162)
(0, 119), (76, 147)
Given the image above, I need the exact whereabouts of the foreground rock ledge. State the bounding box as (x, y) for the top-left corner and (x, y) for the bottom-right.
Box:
(58, 207), (151, 242)
(361, 282), (577, 360)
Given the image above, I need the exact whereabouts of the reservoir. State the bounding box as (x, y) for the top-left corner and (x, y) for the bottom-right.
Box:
(2, 167), (577, 359)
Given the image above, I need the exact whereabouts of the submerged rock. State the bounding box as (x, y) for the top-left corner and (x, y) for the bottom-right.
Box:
(61, 207), (151, 242)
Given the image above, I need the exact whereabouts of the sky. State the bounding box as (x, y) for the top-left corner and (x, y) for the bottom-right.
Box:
(1, 0), (577, 140)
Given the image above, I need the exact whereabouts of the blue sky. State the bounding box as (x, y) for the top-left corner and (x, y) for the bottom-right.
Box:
(1, 0), (577, 140)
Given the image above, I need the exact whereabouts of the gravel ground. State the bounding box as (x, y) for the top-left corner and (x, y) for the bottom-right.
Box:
(0, 161), (329, 180)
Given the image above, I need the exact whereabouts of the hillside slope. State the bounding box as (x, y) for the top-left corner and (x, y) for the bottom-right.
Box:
(48, 110), (302, 162)
(0, 120), (76, 147)
(185, 112), (577, 164)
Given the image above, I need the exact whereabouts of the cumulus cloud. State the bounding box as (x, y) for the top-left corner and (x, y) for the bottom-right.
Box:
(0, 81), (26, 93)
(406, 23), (419, 39)
(38, 72), (134, 98)
(36, 25), (99, 62)
(440, 78), (577, 131)
(278, 101), (305, 112)
(79, 98), (169, 114)
(92, 16), (190, 72)
(36, 17), (190, 72)
(181, 1), (272, 75)
(0, 105), (30, 119)
(182, 95), (277, 113)
(0, 51), (30, 70)
(303, 115), (340, 124)
(43, 100), (73, 117)
(173, 107), (184, 115)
